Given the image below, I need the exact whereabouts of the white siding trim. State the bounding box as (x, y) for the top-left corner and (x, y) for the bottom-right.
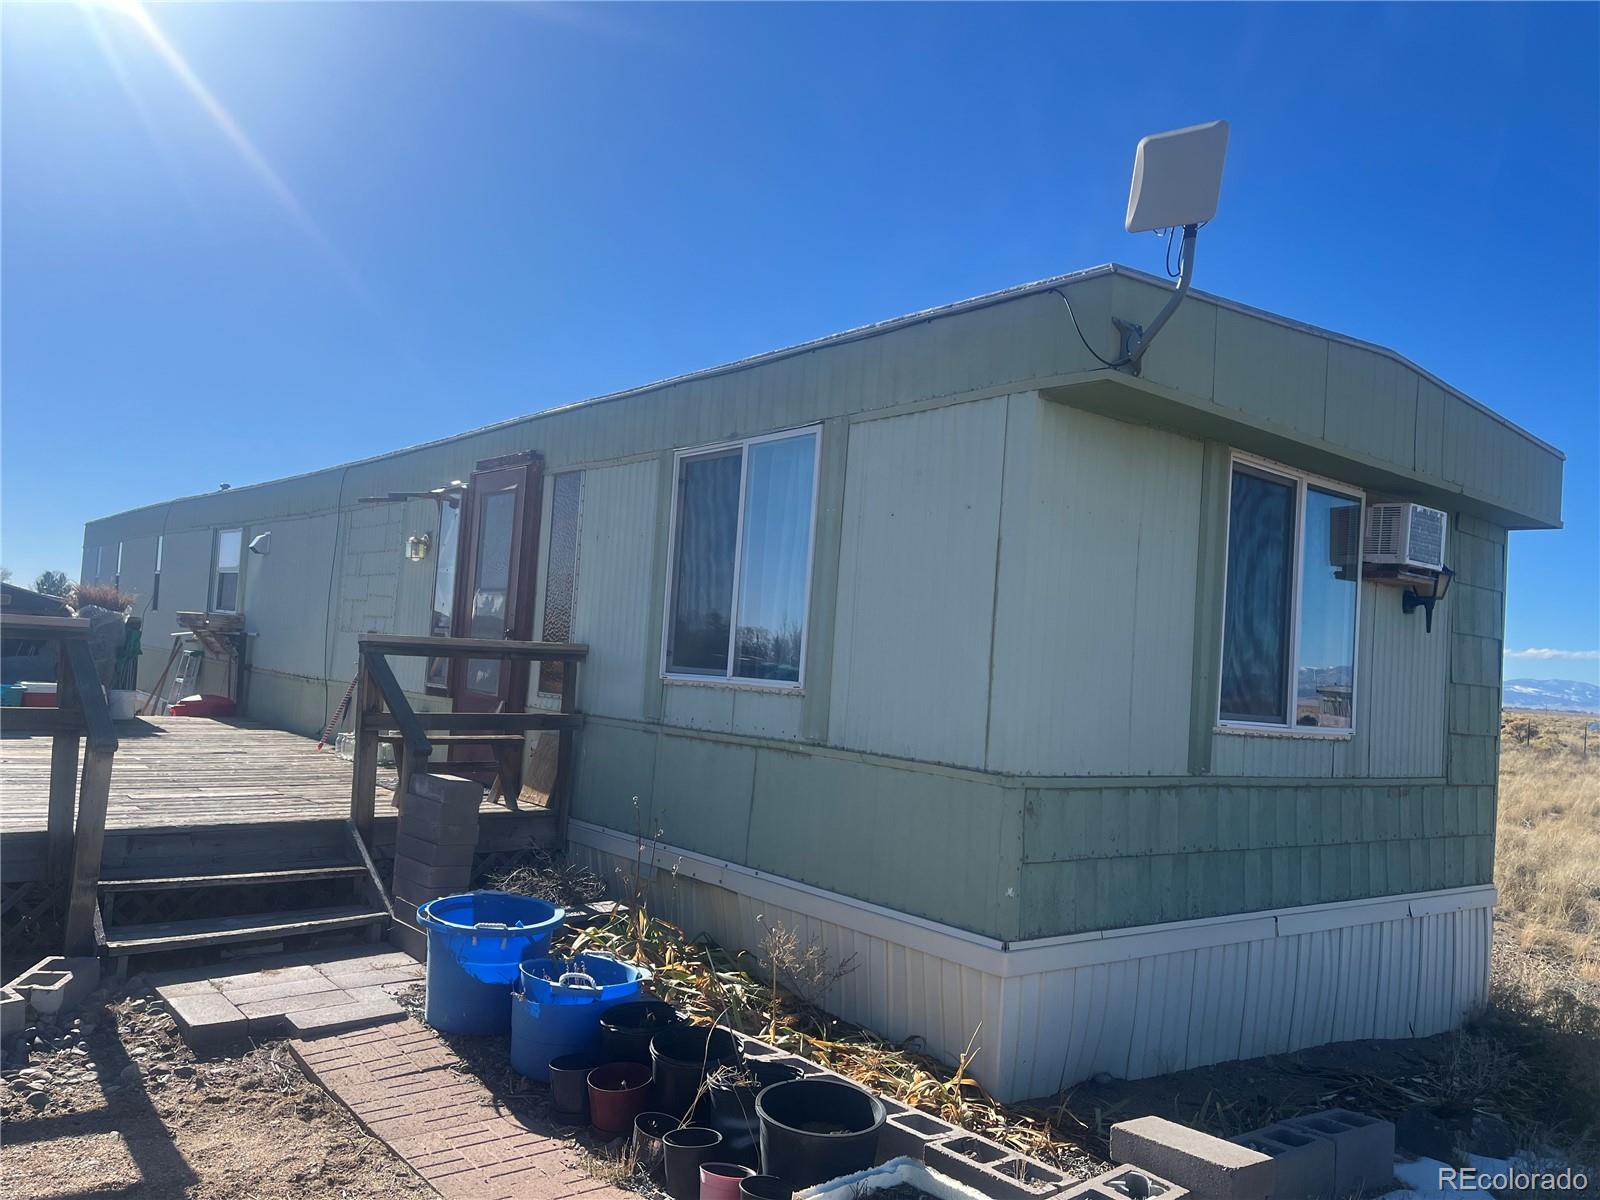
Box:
(570, 820), (1493, 1101)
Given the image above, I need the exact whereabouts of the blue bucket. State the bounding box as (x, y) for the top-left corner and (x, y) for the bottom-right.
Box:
(415, 891), (565, 1035)
(510, 953), (653, 1081)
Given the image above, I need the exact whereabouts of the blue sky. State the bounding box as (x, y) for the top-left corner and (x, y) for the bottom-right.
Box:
(3, 2), (1596, 683)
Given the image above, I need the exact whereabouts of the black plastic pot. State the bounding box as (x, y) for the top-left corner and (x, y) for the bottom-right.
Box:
(632, 1111), (676, 1182)
(661, 1125), (722, 1200)
(650, 1024), (742, 1122)
(740, 1175), (793, 1200)
(703, 1059), (804, 1167)
(548, 1052), (600, 1122)
(599, 1000), (680, 1064)
(755, 1077), (885, 1188)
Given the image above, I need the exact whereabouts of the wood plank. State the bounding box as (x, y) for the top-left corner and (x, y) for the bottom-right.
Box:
(360, 711), (581, 733)
(358, 634), (588, 661)
(47, 735), (79, 883)
(378, 733), (526, 745)
(0, 614), (90, 638)
(103, 905), (386, 954)
(99, 865), (367, 892)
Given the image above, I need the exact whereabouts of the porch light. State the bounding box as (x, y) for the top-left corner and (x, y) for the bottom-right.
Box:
(404, 532), (432, 563)
(1402, 565), (1454, 633)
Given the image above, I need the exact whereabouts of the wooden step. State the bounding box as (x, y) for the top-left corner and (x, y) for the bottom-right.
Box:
(102, 905), (388, 956)
(99, 865), (369, 893)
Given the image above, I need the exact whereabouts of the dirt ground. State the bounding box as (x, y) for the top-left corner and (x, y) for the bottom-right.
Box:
(0, 977), (429, 1200)
(1050, 918), (1600, 1196)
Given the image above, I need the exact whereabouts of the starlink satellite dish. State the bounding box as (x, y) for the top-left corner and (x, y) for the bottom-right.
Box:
(1124, 120), (1230, 234)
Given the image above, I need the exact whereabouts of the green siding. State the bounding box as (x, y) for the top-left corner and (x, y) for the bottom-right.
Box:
(1018, 781), (1495, 937)
(83, 265), (1551, 942)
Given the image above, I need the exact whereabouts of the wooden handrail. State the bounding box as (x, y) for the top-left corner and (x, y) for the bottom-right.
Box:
(360, 711), (581, 733)
(0, 615), (120, 956)
(357, 634), (588, 661)
(348, 634), (586, 848)
(362, 654), (432, 762)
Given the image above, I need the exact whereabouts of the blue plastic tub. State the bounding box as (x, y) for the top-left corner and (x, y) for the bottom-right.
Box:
(510, 953), (653, 1081)
(0, 684), (22, 707)
(415, 891), (565, 1035)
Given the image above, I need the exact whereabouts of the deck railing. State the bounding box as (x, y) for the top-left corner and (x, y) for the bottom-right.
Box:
(349, 635), (589, 849)
(0, 613), (120, 954)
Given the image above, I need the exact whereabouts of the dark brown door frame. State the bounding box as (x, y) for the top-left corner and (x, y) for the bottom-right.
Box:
(448, 451), (544, 716)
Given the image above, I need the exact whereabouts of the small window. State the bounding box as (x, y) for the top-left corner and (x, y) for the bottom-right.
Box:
(425, 500), (462, 692)
(1219, 457), (1361, 732)
(664, 428), (819, 687)
(213, 528), (242, 612)
(539, 472), (583, 695)
(94, 546), (103, 582)
(114, 542), (123, 589)
(152, 535), (163, 611)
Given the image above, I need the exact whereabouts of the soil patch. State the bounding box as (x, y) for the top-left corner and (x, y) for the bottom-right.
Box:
(1, 976), (430, 1199)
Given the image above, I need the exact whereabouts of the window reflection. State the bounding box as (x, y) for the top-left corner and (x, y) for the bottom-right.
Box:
(1295, 487), (1361, 728)
(735, 436), (814, 682)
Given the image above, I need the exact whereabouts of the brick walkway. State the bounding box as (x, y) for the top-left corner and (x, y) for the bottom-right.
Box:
(290, 1018), (629, 1200)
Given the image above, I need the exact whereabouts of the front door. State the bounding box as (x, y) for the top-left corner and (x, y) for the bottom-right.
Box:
(450, 453), (543, 714)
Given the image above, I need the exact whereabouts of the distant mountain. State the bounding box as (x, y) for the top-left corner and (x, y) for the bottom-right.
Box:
(1503, 679), (1600, 713)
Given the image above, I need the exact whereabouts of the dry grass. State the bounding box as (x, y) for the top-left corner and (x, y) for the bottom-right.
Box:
(497, 720), (1600, 1176)
(1495, 709), (1600, 982)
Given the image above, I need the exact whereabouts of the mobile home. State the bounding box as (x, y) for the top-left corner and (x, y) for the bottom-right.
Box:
(80, 264), (1563, 1100)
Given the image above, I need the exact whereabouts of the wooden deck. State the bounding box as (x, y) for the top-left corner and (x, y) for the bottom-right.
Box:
(0, 716), (554, 885)
(1, 716), (390, 834)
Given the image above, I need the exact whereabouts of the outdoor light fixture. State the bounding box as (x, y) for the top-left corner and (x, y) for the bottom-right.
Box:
(1402, 566), (1454, 633)
(248, 532), (272, 556)
(405, 533), (432, 563)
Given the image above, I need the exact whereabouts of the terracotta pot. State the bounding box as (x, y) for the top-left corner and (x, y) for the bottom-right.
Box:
(700, 1162), (755, 1199)
(586, 1061), (652, 1136)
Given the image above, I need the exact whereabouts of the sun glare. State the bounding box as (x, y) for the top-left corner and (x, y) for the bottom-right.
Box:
(80, 0), (375, 306)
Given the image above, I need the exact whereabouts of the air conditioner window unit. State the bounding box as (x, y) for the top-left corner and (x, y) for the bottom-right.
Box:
(1363, 503), (1447, 572)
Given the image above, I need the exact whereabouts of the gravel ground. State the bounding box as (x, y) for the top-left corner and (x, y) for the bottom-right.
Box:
(0, 976), (431, 1199)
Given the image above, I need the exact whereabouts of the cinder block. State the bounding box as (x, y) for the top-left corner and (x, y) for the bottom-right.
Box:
(1231, 1123), (1336, 1200)
(12, 956), (99, 1015)
(928, 1133), (1068, 1198)
(406, 773), (484, 813)
(283, 997), (405, 1038)
(1282, 1108), (1394, 1198)
(167, 991), (250, 1048)
(877, 1107), (959, 1164)
(387, 902), (428, 961)
(391, 857), (473, 905)
(395, 799), (478, 847)
(0, 987), (26, 1037)
(395, 830), (478, 865)
(1059, 1165), (1189, 1198)
(1110, 1116), (1275, 1200)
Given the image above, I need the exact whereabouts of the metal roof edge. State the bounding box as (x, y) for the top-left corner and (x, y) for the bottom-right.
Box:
(1105, 264), (1564, 460)
(85, 261), (1560, 526)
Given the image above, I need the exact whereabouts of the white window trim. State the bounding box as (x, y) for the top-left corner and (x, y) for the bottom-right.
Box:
(1216, 451), (1363, 739)
(212, 527), (244, 614)
(659, 425), (822, 691)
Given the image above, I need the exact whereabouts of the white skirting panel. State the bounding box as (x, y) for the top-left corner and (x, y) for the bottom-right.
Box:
(568, 821), (1494, 1103)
